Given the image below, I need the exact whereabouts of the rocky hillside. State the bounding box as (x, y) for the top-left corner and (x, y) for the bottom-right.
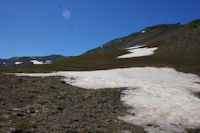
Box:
(86, 19), (200, 54)
(0, 55), (66, 67)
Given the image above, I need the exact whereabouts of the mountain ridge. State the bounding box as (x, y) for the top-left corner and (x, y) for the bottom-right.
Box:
(0, 55), (66, 67)
(86, 19), (200, 54)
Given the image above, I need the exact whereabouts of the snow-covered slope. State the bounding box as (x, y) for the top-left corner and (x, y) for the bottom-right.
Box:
(0, 55), (65, 67)
(14, 67), (200, 133)
(117, 45), (158, 58)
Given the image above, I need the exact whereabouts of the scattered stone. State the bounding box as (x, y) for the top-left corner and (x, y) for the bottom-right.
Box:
(57, 107), (63, 111)
(193, 92), (200, 98)
(29, 108), (37, 114)
(74, 119), (79, 122)
(57, 95), (64, 99)
(13, 108), (21, 111)
(16, 113), (24, 117)
(187, 128), (200, 133)
(9, 127), (16, 132)
(2, 114), (10, 119)
(60, 92), (68, 95)
(61, 81), (66, 84)
(146, 123), (153, 126)
(0, 74), (145, 133)
(122, 130), (132, 133)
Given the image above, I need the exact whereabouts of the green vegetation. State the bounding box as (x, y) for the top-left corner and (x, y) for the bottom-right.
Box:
(1, 45), (200, 76)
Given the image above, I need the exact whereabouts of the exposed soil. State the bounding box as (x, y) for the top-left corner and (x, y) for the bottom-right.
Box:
(0, 73), (145, 133)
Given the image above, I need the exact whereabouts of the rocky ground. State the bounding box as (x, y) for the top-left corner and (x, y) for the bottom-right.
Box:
(0, 73), (145, 133)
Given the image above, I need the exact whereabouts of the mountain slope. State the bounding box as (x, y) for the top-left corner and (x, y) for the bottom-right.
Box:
(0, 19), (200, 75)
(0, 55), (66, 67)
(0, 19), (200, 133)
(86, 19), (200, 54)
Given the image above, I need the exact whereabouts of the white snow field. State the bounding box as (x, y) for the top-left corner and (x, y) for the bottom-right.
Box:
(14, 67), (200, 133)
(30, 60), (52, 64)
(15, 62), (23, 65)
(30, 60), (44, 64)
(125, 45), (146, 50)
(117, 45), (158, 59)
(141, 30), (146, 33)
(44, 60), (52, 64)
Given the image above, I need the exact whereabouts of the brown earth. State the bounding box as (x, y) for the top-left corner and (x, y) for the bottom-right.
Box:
(0, 73), (145, 133)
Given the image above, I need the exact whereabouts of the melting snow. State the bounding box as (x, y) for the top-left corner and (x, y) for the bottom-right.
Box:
(15, 62), (23, 65)
(125, 45), (146, 50)
(14, 67), (200, 133)
(30, 60), (44, 64)
(44, 60), (52, 64)
(117, 45), (158, 58)
(141, 30), (146, 33)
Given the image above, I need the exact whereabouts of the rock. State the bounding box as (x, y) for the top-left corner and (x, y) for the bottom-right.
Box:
(2, 114), (10, 119)
(13, 108), (21, 111)
(29, 108), (37, 114)
(16, 113), (24, 117)
(9, 127), (16, 132)
(187, 128), (200, 133)
(194, 92), (200, 98)
(74, 119), (79, 122)
(57, 107), (63, 111)
(50, 86), (56, 89)
(61, 81), (66, 84)
(57, 96), (65, 99)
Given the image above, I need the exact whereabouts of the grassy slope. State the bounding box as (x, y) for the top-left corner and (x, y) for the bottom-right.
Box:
(1, 45), (200, 76)
(86, 24), (182, 54)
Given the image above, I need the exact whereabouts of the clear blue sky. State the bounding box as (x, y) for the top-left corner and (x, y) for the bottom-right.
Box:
(1, 0), (200, 58)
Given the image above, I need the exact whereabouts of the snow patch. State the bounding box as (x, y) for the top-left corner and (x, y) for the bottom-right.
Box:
(15, 62), (23, 65)
(14, 67), (200, 133)
(141, 30), (146, 33)
(125, 45), (146, 50)
(122, 130), (132, 133)
(30, 60), (44, 64)
(117, 47), (158, 58)
(44, 60), (52, 64)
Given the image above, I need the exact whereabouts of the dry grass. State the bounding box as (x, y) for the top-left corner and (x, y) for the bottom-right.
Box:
(1, 45), (200, 77)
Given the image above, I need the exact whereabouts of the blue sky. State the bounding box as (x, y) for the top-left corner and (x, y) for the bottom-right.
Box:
(1, 0), (200, 58)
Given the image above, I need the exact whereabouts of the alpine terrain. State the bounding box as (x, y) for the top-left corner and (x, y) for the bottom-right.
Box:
(0, 55), (66, 67)
(0, 19), (200, 133)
